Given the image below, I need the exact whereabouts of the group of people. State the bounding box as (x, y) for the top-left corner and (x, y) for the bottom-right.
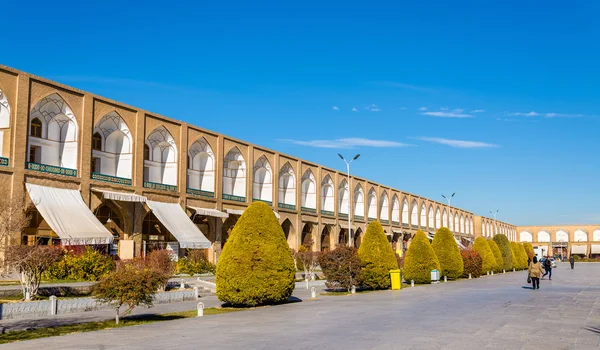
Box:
(527, 255), (575, 290)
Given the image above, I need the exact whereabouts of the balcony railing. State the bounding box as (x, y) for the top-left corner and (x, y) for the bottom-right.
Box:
(143, 181), (177, 192)
(186, 188), (214, 198)
(222, 193), (246, 202)
(0, 157), (8, 167)
(301, 206), (317, 214)
(354, 215), (365, 221)
(402, 223), (409, 228)
(92, 172), (132, 186)
(253, 198), (272, 205)
(392, 221), (400, 226)
(27, 162), (77, 177)
(278, 203), (296, 210)
(339, 213), (348, 219)
(381, 219), (389, 225)
(321, 210), (335, 217)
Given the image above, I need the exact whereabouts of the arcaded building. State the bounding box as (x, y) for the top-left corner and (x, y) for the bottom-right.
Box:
(0, 64), (546, 264)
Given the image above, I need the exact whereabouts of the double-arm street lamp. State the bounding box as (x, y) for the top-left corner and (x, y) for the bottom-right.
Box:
(489, 209), (499, 236)
(441, 193), (455, 234)
(338, 153), (360, 247)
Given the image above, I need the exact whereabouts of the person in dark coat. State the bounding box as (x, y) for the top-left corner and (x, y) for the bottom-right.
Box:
(570, 255), (575, 269)
(542, 256), (552, 280)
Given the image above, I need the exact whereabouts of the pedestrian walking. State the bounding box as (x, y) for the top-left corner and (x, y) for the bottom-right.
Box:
(542, 256), (552, 280)
(570, 255), (575, 269)
(528, 256), (544, 290)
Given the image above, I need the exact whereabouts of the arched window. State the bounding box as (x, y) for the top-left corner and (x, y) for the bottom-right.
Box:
(367, 188), (377, 219)
(574, 230), (588, 242)
(187, 138), (215, 193)
(30, 118), (42, 137)
(410, 200), (418, 226)
(301, 170), (316, 209)
(92, 132), (102, 151)
(354, 185), (364, 218)
(278, 162), (296, 207)
(460, 215), (465, 233)
(223, 147), (246, 198)
(252, 156), (272, 202)
(380, 191), (389, 221)
(401, 198), (409, 225)
(321, 175), (334, 213)
(145, 126), (177, 186)
(338, 180), (349, 215)
(520, 231), (533, 242)
(391, 195), (400, 223)
(442, 209), (448, 229)
(435, 208), (441, 229)
(144, 144), (150, 161)
(538, 231), (551, 242)
(420, 203), (426, 227)
(594, 230), (600, 242)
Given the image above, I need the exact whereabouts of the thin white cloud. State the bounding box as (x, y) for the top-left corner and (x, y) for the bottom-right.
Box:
(415, 137), (499, 148)
(364, 104), (381, 112)
(332, 106), (339, 111)
(419, 107), (428, 111)
(511, 111), (584, 118)
(512, 111), (540, 117)
(279, 138), (412, 149)
(440, 107), (449, 111)
(351, 107), (358, 112)
(452, 108), (464, 113)
(371, 108), (382, 112)
(471, 109), (486, 113)
(421, 111), (474, 118)
(376, 81), (435, 92)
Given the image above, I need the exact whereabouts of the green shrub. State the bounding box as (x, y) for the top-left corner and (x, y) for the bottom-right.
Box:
(493, 234), (513, 271)
(319, 246), (363, 292)
(358, 221), (398, 290)
(523, 242), (535, 259)
(461, 249), (482, 278)
(472, 237), (496, 273)
(487, 239), (504, 273)
(176, 250), (215, 276)
(510, 242), (527, 270)
(44, 247), (115, 282)
(431, 227), (464, 279)
(403, 231), (440, 284)
(215, 202), (295, 306)
(519, 244), (530, 269)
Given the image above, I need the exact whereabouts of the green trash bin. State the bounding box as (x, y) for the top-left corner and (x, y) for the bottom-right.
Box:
(390, 269), (401, 290)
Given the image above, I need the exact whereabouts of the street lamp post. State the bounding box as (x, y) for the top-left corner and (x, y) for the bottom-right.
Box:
(489, 209), (499, 237)
(441, 193), (455, 234)
(338, 153), (360, 247)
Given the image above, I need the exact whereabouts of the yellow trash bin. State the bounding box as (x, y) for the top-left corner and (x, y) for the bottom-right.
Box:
(390, 269), (401, 290)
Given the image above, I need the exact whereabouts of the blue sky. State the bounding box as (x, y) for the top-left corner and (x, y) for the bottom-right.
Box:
(3, 1), (599, 225)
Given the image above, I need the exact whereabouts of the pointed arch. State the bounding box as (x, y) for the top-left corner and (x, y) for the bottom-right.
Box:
(252, 156), (272, 202)
(555, 230), (568, 242)
(401, 197), (409, 225)
(380, 191), (389, 222)
(442, 209), (448, 229)
(188, 137), (215, 193)
(428, 205), (434, 229)
(460, 214), (465, 233)
(454, 212), (459, 233)
(420, 203), (426, 228)
(574, 229), (588, 242)
(0, 89), (10, 159)
(538, 231), (551, 242)
(278, 162), (296, 207)
(144, 126), (177, 186)
(27, 93), (78, 170)
(353, 184), (364, 218)
(301, 169), (316, 209)
(321, 175), (334, 213)
(223, 147), (246, 198)
(338, 179), (350, 215)
(410, 200), (418, 226)
(448, 210), (454, 231)
(593, 229), (600, 242)
(391, 195), (400, 224)
(367, 188), (377, 219)
(93, 111), (133, 179)
(520, 231), (533, 242)
(435, 207), (441, 229)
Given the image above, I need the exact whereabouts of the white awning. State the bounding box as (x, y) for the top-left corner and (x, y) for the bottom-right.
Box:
(225, 208), (245, 216)
(455, 237), (466, 249)
(571, 245), (587, 255)
(273, 211), (281, 219)
(26, 184), (114, 245)
(188, 206), (229, 219)
(146, 200), (211, 249)
(93, 189), (147, 203)
(591, 245), (600, 254)
(392, 229), (403, 234)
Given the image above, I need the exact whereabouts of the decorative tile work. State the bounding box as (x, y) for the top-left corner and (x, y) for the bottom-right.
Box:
(339, 213), (348, 219)
(27, 162), (77, 177)
(354, 215), (365, 221)
(91, 172), (132, 186)
(321, 210), (335, 217)
(186, 188), (215, 198)
(392, 221), (400, 226)
(0, 157), (8, 167)
(278, 203), (296, 210)
(301, 206), (317, 214)
(222, 193), (246, 202)
(253, 198), (273, 205)
(381, 219), (389, 225)
(143, 181), (177, 192)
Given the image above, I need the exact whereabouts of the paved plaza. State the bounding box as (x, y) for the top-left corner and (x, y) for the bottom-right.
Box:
(4, 263), (600, 349)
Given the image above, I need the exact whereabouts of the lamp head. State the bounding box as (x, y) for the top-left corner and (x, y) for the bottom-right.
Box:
(353, 154), (361, 160)
(338, 153), (344, 160)
(451, 192), (455, 198)
(441, 195), (447, 199)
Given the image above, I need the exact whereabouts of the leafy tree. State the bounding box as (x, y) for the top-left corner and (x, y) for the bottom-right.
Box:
(487, 239), (504, 273)
(431, 227), (464, 279)
(403, 231), (440, 284)
(523, 242), (535, 259)
(5, 245), (64, 300)
(461, 249), (483, 278)
(146, 249), (176, 291)
(472, 237), (496, 273)
(177, 249), (216, 276)
(319, 246), (362, 292)
(493, 234), (513, 270)
(358, 221), (398, 289)
(216, 202), (295, 306)
(295, 243), (321, 282)
(517, 243), (530, 269)
(93, 260), (167, 324)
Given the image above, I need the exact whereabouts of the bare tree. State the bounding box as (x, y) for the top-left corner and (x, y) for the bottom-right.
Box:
(294, 242), (321, 283)
(5, 245), (64, 300)
(0, 196), (31, 275)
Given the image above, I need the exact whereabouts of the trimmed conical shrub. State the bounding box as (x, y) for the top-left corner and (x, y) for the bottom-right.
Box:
(518, 243), (529, 269)
(431, 227), (464, 279)
(493, 234), (513, 271)
(509, 242), (519, 269)
(358, 221), (399, 290)
(510, 242), (525, 270)
(403, 231), (440, 284)
(473, 237), (496, 273)
(523, 242), (535, 259)
(216, 202), (295, 306)
(487, 239), (504, 273)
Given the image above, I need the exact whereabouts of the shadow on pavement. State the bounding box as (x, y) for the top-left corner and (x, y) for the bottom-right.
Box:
(521, 286), (533, 290)
(584, 326), (600, 335)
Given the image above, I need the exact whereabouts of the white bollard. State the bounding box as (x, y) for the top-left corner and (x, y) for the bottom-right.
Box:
(468, 273), (472, 280)
(411, 280), (415, 287)
(351, 285), (356, 294)
(25, 287), (30, 301)
(491, 271), (494, 276)
(306, 279), (309, 289)
(311, 286), (316, 299)
(443, 276), (447, 283)
(487, 271), (490, 276)
(513, 268), (515, 272)
(197, 302), (204, 317)
(193, 287), (199, 299)
(49, 295), (57, 315)
(503, 269), (506, 274)
(180, 279), (185, 290)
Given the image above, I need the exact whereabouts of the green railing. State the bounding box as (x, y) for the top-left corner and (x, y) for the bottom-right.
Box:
(339, 213), (348, 219)
(301, 206), (317, 214)
(278, 203), (296, 210)
(186, 188), (214, 198)
(0, 157), (8, 167)
(92, 172), (132, 186)
(143, 181), (177, 192)
(27, 162), (77, 177)
(222, 193), (246, 202)
(402, 223), (409, 228)
(411, 224), (418, 229)
(354, 215), (364, 221)
(321, 210), (335, 217)
(392, 221), (400, 226)
(381, 219), (389, 224)
(252, 198), (272, 205)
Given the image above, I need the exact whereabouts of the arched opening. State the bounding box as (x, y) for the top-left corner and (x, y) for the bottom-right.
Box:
(221, 215), (240, 249)
(188, 138), (215, 193)
(353, 184), (364, 219)
(144, 126), (177, 186)
(391, 195), (400, 224)
(454, 213), (459, 233)
(253, 156), (273, 203)
(380, 191), (389, 222)
(538, 231), (551, 242)
(367, 188), (377, 219)
(428, 205), (434, 229)
(339, 227), (349, 246)
(520, 231), (533, 242)
(593, 230), (600, 242)
(22, 207), (60, 246)
(401, 198), (409, 225)
(301, 223), (313, 249)
(301, 170), (316, 210)
(338, 179), (349, 215)
(321, 225), (331, 252)
(321, 175), (334, 213)
(95, 204), (125, 255)
(0, 90), (11, 158)
(574, 230), (588, 242)
(420, 203), (426, 228)
(92, 112), (133, 179)
(442, 209), (448, 229)
(354, 228), (363, 248)
(142, 211), (176, 255)
(278, 163), (296, 208)
(282, 219), (295, 249)
(410, 200), (418, 226)
(223, 147), (246, 199)
(27, 93), (78, 171)
(460, 215), (465, 234)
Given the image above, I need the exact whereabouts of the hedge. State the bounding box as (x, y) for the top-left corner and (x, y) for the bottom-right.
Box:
(358, 221), (399, 290)
(461, 249), (482, 278)
(403, 231), (440, 284)
(487, 240), (504, 273)
(319, 246), (363, 291)
(431, 227), (464, 279)
(44, 247), (115, 281)
(511, 242), (527, 270)
(509, 241), (519, 270)
(493, 234), (513, 271)
(215, 202), (296, 306)
(472, 237), (496, 273)
(523, 242), (535, 259)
